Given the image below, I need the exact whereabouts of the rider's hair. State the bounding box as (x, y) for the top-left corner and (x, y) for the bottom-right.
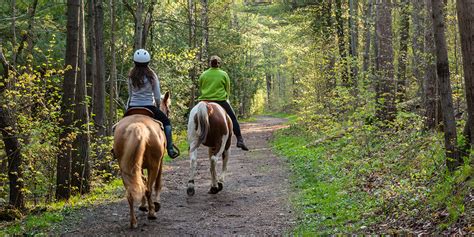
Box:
(210, 59), (219, 68)
(129, 63), (156, 89)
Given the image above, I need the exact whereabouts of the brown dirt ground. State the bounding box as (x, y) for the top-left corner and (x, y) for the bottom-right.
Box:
(59, 116), (296, 236)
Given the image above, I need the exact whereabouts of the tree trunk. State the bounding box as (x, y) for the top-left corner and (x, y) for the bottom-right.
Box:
(0, 45), (25, 210)
(11, 0), (17, 67)
(396, 0), (410, 102)
(87, 0), (97, 113)
(108, 0), (117, 135)
(266, 73), (272, 101)
(375, 0), (396, 122)
(201, 0), (209, 65)
(188, 0), (197, 110)
(134, 0), (144, 50)
(142, 0), (156, 49)
(93, 0), (106, 137)
(71, 0), (91, 194)
(411, 0), (424, 99)
(349, 0), (358, 85)
(456, 0), (474, 149)
(0, 109), (25, 210)
(335, 0), (348, 85)
(424, 0), (438, 129)
(362, 0), (373, 73)
(431, 0), (460, 171)
(57, 0), (80, 200)
(123, 0), (156, 50)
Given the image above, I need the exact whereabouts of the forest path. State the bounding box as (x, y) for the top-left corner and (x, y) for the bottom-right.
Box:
(60, 116), (295, 235)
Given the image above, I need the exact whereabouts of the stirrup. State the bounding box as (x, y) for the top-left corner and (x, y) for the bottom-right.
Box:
(168, 144), (180, 159)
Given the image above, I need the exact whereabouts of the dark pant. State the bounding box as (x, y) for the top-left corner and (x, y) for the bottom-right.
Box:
(212, 101), (242, 137)
(129, 105), (171, 127)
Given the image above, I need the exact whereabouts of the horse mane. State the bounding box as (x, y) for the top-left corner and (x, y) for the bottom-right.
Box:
(191, 102), (209, 152)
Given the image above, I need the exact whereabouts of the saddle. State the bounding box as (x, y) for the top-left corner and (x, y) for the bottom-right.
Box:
(112, 107), (163, 132)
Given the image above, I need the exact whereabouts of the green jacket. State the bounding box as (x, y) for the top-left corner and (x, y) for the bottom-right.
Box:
(198, 67), (230, 101)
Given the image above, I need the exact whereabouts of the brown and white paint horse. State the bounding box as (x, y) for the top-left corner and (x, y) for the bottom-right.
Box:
(187, 101), (233, 196)
(113, 92), (171, 228)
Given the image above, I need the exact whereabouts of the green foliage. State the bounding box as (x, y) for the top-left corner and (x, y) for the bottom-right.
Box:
(0, 179), (124, 235)
(272, 111), (472, 234)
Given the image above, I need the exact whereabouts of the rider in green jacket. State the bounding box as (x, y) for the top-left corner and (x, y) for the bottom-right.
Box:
(198, 55), (249, 151)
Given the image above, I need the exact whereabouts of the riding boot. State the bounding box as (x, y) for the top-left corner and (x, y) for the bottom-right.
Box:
(236, 136), (249, 151)
(164, 125), (179, 159)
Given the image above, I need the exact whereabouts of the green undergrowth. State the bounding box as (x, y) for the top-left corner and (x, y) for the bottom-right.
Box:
(272, 114), (472, 235)
(0, 132), (189, 235)
(0, 179), (124, 235)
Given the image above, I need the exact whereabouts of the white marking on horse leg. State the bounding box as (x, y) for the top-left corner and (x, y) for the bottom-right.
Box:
(219, 149), (230, 184)
(188, 148), (198, 190)
(209, 155), (218, 188)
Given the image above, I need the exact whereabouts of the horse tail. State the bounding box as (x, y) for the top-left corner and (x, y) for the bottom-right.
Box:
(119, 123), (149, 201)
(190, 102), (209, 152)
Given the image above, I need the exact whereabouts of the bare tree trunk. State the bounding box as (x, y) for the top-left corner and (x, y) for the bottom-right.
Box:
(201, 0), (209, 65)
(431, 0), (460, 171)
(396, 0), (410, 102)
(412, 0), (424, 99)
(362, 0), (373, 73)
(0, 109), (25, 210)
(349, 0), (359, 85)
(424, 0), (438, 129)
(93, 0), (106, 137)
(11, 0), (17, 67)
(266, 73), (272, 101)
(142, 0), (156, 49)
(57, 0), (80, 201)
(135, 0), (144, 49)
(123, 0), (156, 50)
(335, 0), (348, 85)
(108, 0), (117, 135)
(188, 0), (197, 110)
(0, 44), (25, 210)
(87, 0), (97, 113)
(71, 0), (91, 194)
(456, 0), (474, 149)
(375, 0), (396, 122)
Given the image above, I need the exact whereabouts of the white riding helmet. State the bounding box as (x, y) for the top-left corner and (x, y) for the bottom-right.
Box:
(133, 49), (151, 63)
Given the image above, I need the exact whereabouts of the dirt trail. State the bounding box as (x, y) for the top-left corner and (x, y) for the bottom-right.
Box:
(60, 116), (295, 236)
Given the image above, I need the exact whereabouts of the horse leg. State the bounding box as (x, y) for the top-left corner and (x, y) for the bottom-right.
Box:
(208, 148), (220, 194)
(139, 171), (147, 211)
(218, 149), (230, 192)
(153, 160), (163, 212)
(127, 193), (138, 228)
(187, 147), (198, 196)
(146, 168), (159, 220)
(139, 196), (147, 212)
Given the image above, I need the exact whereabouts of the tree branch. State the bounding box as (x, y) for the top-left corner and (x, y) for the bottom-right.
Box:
(122, 0), (136, 20)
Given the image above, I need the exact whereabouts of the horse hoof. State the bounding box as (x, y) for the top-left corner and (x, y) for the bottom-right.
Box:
(208, 186), (219, 194)
(187, 187), (195, 196)
(154, 202), (161, 212)
(130, 222), (138, 229)
(217, 182), (223, 191)
(139, 206), (148, 212)
(147, 214), (157, 220)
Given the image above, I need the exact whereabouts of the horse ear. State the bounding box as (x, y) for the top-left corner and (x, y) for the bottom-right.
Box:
(164, 91), (170, 104)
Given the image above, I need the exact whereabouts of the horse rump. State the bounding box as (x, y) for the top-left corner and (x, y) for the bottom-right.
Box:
(118, 122), (149, 201)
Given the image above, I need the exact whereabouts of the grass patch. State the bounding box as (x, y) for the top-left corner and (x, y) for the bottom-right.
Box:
(272, 117), (472, 234)
(0, 179), (124, 235)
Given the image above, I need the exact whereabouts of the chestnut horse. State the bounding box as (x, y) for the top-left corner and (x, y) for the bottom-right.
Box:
(186, 101), (233, 196)
(113, 92), (171, 228)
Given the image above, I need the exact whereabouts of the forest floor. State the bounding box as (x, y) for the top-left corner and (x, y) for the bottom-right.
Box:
(55, 116), (296, 235)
